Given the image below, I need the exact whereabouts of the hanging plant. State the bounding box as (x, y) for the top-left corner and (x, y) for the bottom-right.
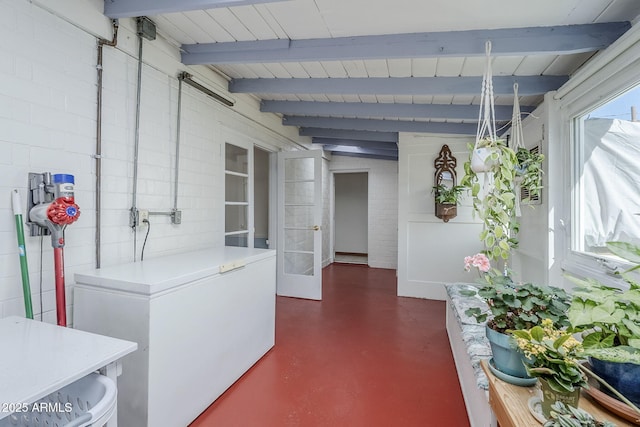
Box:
(515, 147), (544, 201)
(461, 139), (519, 260)
(461, 46), (544, 262)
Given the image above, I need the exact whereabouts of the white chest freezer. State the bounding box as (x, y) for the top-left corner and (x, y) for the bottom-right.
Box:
(73, 247), (276, 427)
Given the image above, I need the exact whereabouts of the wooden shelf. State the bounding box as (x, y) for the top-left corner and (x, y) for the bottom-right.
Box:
(480, 359), (636, 427)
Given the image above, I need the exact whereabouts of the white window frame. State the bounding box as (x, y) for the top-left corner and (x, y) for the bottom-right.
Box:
(224, 138), (254, 248)
(558, 45), (640, 286)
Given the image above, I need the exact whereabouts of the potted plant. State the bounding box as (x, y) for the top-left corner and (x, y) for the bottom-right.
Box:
(461, 139), (544, 262)
(515, 146), (544, 201)
(512, 318), (588, 418)
(432, 184), (464, 222)
(463, 254), (571, 379)
(567, 241), (640, 409)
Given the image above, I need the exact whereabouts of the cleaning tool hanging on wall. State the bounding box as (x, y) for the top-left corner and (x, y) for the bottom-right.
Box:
(12, 189), (34, 319)
(28, 173), (81, 326)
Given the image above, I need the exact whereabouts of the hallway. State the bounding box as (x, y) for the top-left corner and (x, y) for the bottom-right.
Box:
(191, 264), (469, 426)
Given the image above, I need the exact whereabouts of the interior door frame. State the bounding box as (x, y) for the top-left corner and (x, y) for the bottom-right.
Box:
(330, 168), (370, 263)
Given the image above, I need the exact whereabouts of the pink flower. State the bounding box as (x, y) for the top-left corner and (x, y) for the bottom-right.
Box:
(464, 253), (491, 273)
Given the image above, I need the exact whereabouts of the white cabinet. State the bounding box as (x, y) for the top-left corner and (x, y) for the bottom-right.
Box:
(73, 247), (276, 427)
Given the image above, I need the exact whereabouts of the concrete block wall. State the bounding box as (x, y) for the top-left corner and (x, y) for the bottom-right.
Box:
(329, 155), (398, 269)
(0, 0), (304, 323)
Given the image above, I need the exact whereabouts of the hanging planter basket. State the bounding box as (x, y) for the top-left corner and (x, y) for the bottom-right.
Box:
(470, 40), (501, 174)
(471, 145), (498, 173)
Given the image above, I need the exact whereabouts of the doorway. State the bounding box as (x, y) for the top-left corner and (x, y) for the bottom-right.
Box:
(334, 172), (368, 265)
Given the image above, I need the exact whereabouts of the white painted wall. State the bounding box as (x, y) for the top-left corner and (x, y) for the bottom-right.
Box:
(0, 0), (306, 322)
(329, 155), (398, 269)
(334, 173), (368, 254)
(510, 102), (552, 286)
(397, 135), (484, 300)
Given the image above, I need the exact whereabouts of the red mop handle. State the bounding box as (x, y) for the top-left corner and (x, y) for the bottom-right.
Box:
(54, 247), (66, 326)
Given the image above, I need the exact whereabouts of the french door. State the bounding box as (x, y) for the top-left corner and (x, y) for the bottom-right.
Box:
(276, 150), (323, 300)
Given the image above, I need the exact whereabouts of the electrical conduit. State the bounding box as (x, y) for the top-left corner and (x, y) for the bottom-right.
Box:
(95, 20), (118, 269)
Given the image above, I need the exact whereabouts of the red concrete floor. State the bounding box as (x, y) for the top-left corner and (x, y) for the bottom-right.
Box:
(191, 264), (470, 427)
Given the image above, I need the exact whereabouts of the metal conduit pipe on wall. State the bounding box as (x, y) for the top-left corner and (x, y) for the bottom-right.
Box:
(174, 76), (183, 214)
(95, 20), (119, 269)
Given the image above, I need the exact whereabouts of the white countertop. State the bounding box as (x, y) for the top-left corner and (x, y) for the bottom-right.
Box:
(0, 317), (137, 419)
(75, 246), (276, 295)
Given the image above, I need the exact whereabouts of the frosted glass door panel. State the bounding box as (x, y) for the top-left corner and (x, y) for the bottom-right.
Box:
(285, 158), (314, 180)
(284, 206), (314, 227)
(285, 253), (314, 276)
(284, 229), (314, 252)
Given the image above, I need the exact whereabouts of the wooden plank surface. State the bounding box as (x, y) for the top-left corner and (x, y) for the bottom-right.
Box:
(480, 359), (635, 427)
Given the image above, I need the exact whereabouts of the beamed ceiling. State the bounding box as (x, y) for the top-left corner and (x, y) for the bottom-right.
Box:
(104, 0), (640, 160)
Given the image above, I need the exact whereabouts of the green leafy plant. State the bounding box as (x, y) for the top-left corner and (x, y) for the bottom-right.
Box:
(513, 318), (587, 393)
(463, 261), (571, 334)
(432, 184), (465, 204)
(461, 139), (544, 261)
(543, 402), (616, 427)
(515, 147), (544, 202)
(567, 241), (640, 363)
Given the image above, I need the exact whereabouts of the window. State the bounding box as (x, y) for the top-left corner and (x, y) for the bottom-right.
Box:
(572, 85), (640, 260)
(224, 142), (272, 248)
(225, 143), (250, 247)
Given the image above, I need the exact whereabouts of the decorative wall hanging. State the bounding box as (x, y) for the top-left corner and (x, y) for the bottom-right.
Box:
(433, 144), (461, 222)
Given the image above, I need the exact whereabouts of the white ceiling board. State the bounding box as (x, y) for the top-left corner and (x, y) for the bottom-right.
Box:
(207, 8), (256, 41)
(452, 95), (476, 105)
(460, 57), (486, 77)
(262, 0), (332, 39)
(214, 64), (243, 79)
(514, 55), (559, 75)
(376, 95), (396, 103)
(342, 94), (361, 103)
(320, 61), (348, 78)
(304, 0), (605, 37)
(432, 95), (455, 104)
(253, 4), (289, 39)
(435, 57), (466, 77)
(492, 57), (526, 76)
(230, 5), (280, 40)
(245, 63), (277, 78)
(364, 59), (390, 78)
(226, 63), (261, 78)
(300, 62), (329, 78)
(262, 63), (294, 78)
(413, 95), (435, 104)
(394, 95), (413, 103)
(342, 60), (369, 78)
(544, 52), (594, 75)
(411, 58), (438, 77)
(595, 0), (640, 23)
(180, 10), (235, 42)
(387, 59), (412, 78)
(163, 12), (218, 43)
(359, 95), (378, 103)
(325, 94), (346, 102)
(151, 15), (198, 44)
(281, 62), (312, 78)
